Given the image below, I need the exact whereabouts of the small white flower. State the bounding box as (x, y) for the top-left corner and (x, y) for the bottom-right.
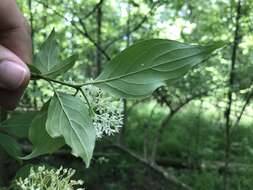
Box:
(77, 179), (84, 185)
(82, 84), (124, 138)
(14, 166), (85, 190)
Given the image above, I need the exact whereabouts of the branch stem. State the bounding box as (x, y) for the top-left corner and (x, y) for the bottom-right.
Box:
(31, 73), (84, 89)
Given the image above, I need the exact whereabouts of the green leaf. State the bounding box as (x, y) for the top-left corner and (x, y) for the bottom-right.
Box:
(41, 99), (51, 112)
(34, 29), (59, 74)
(94, 39), (224, 99)
(22, 111), (65, 160)
(44, 54), (78, 78)
(1, 112), (37, 138)
(46, 92), (96, 167)
(0, 133), (22, 159)
(28, 64), (41, 74)
(33, 30), (78, 78)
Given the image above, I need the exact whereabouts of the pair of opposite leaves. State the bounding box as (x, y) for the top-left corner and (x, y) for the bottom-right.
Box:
(20, 30), (225, 167)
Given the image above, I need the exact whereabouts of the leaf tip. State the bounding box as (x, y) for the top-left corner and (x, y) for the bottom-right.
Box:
(205, 41), (227, 53)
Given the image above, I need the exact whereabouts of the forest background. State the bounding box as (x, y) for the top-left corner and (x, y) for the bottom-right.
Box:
(1, 0), (253, 189)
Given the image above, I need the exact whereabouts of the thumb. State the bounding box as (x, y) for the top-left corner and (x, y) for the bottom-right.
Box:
(0, 45), (30, 90)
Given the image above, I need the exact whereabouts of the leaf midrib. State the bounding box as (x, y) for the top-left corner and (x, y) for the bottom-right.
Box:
(95, 50), (206, 85)
(55, 93), (89, 159)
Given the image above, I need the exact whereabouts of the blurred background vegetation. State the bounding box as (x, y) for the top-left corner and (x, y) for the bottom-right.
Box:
(1, 0), (253, 189)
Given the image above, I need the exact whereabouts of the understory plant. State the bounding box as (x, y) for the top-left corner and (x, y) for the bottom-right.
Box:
(0, 29), (223, 168)
(13, 166), (84, 190)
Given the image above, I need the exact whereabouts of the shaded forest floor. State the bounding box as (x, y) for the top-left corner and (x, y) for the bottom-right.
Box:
(3, 102), (253, 190)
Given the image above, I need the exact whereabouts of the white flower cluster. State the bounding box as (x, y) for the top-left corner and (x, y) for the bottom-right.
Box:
(15, 166), (85, 190)
(82, 85), (124, 138)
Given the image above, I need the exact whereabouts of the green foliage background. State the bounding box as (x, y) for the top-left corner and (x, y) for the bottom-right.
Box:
(1, 0), (253, 189)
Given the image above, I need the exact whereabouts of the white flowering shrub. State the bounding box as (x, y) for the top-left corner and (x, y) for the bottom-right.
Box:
(0, 30), (222, 168)
(14, 166), (84, 190)
(82, 85), (124, 138)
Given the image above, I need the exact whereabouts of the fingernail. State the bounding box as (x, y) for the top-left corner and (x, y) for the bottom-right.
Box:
(0, 60), (28, 90)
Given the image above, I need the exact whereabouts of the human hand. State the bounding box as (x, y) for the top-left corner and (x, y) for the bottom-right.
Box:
(0, 0), (32, 109)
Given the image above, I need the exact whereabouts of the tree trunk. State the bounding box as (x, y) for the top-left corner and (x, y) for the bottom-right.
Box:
(28, 0), (38, 110)
(117, 2), (131, 145)
(223, 1), (242, 189)
(95, 1), (103, 76)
